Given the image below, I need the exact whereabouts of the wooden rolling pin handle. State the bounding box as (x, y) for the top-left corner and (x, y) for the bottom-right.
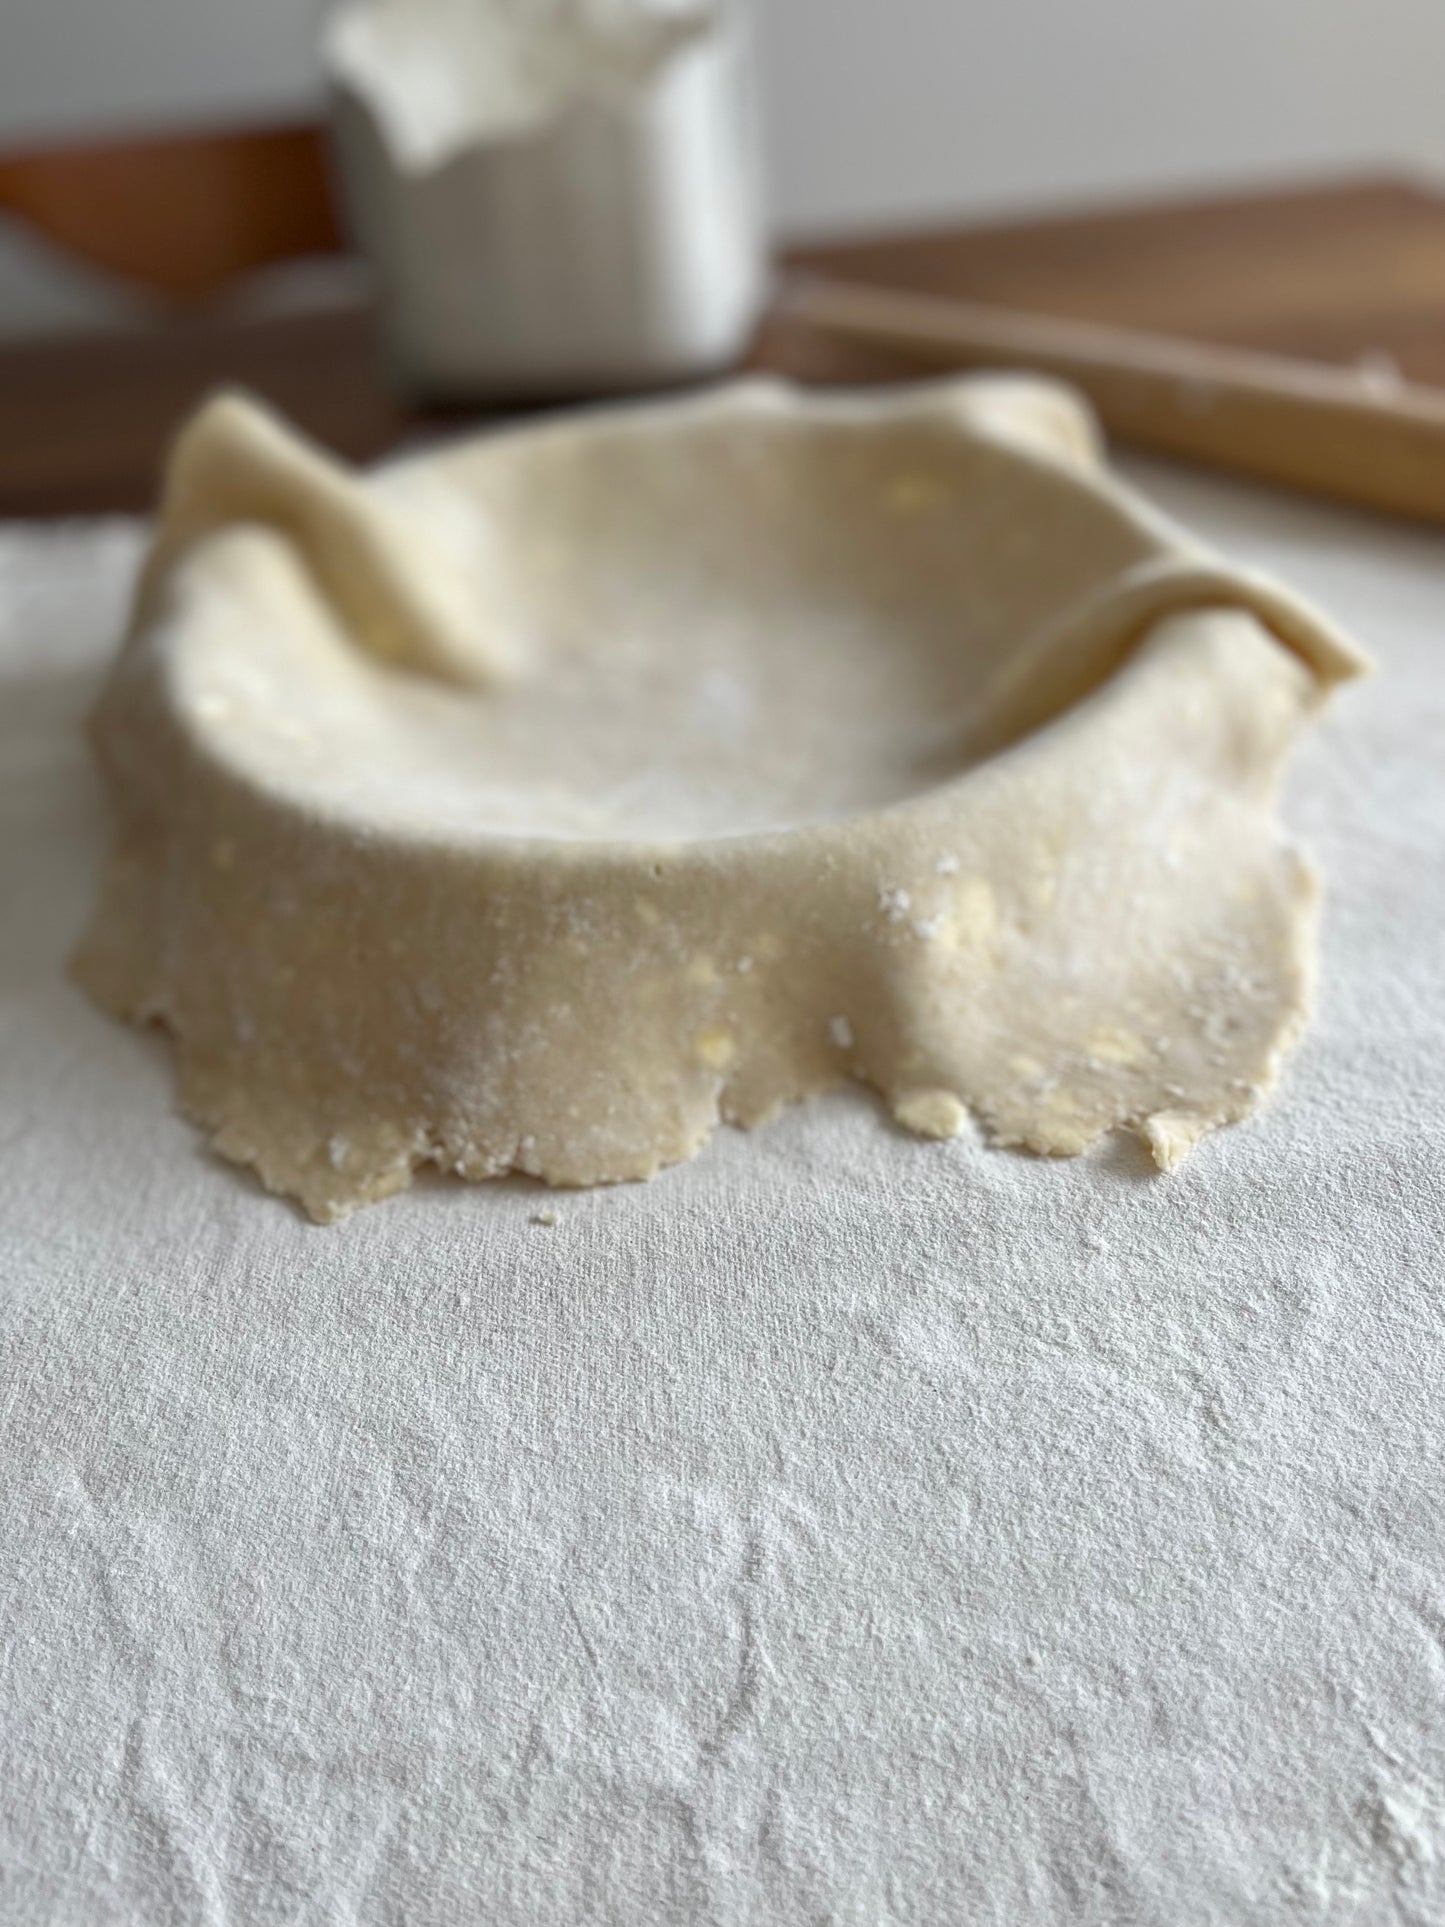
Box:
(781, 272), (1445, 526)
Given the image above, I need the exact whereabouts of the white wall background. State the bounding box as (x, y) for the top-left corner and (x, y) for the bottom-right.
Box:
(2, 0), (1444, 331)
(757, 0), (1445, 232)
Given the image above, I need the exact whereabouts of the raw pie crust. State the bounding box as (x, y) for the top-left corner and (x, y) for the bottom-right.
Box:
(74, 377), (1366, 1220)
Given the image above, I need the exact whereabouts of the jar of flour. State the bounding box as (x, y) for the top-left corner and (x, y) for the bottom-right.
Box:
(324, 0), (766, 399)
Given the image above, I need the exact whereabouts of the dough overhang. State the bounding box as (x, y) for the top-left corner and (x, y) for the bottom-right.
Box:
(73, 376), (1368, 1220)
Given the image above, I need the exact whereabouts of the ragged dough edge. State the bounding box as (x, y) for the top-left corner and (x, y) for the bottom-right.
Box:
(1139, 853), (1320, 1173)
(961, 839), (1323, 1176)
(75, 731), (1333, 1225)
(74, 376), (1368, 1222)
(181, 1071), (837, 1226)
(104, 873), (1317, 1223)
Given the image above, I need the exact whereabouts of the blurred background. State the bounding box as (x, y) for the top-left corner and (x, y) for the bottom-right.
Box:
(3, 0), (1445, 339)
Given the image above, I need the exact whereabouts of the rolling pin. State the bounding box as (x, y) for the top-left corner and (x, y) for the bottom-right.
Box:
(779, 272), (1445, 526)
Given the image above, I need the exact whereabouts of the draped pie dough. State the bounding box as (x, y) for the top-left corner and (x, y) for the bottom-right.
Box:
(74, 378), (1366, 1221)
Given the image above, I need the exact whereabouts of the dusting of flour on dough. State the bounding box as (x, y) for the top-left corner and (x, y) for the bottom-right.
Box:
(72, 378), (1367, 1220)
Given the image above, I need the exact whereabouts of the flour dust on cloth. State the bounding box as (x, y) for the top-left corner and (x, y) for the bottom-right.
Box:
(1, 478), (1442, 1925)
(73, 377), (1367, 1220)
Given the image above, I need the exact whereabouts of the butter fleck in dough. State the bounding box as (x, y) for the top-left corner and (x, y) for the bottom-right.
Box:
(894, 1091), (970, 1140)
(74, 378), (1366, 1220)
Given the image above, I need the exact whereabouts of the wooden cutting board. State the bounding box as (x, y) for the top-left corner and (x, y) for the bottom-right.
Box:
(2, 173), (1444, 516)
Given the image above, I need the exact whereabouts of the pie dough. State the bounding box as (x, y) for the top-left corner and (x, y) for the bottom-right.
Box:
(74, 377), (1367, 1221)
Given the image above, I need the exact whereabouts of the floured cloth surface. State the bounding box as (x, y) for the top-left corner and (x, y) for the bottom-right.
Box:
(1, 464), (1442, 1926)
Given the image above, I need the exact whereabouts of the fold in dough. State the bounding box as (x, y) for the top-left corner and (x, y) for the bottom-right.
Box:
(74, 377), (1368, 1220)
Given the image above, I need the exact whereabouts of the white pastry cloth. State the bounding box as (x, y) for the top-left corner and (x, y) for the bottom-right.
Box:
(1, 461), (1442, 1926)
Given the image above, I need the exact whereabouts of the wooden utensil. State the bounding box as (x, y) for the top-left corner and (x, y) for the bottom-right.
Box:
(0, 121), (341, 304)
(780, 271), (1445, 526)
